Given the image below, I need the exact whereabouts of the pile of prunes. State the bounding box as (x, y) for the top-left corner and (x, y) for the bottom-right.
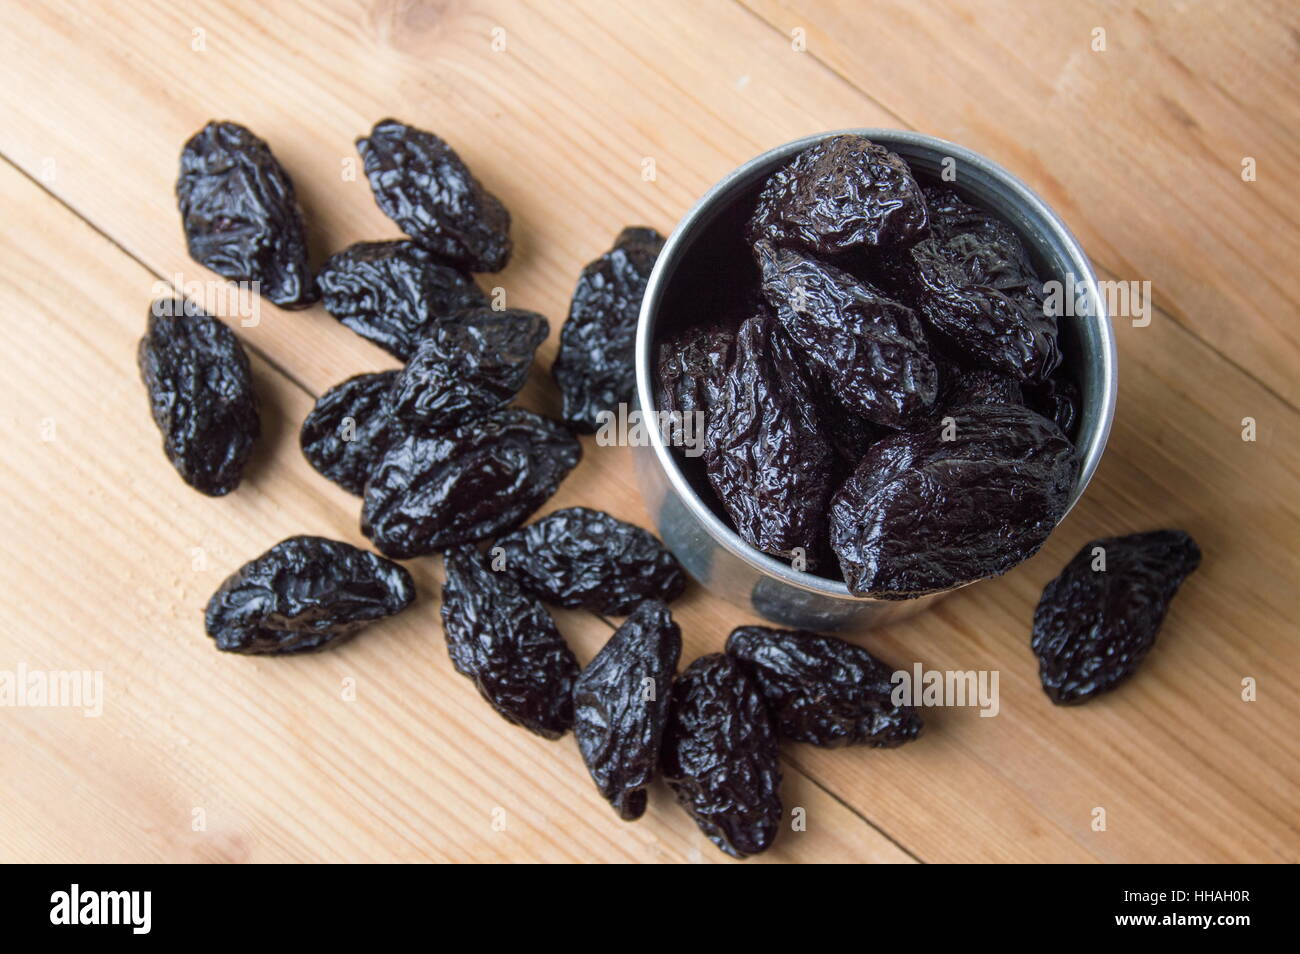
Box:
(656, 134), (1084, 599)
(136, 123), (1199, 861)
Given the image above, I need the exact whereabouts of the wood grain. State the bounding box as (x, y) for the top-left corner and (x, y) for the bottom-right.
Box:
(0, 0), (1295, 863)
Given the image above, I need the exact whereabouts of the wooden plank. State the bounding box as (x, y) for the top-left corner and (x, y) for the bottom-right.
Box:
(739, 0), (1300, 406)
(0, 158), (911, 863)
(0, 0), (1294, 863)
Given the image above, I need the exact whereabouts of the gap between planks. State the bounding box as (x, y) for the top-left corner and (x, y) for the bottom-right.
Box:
(0, 153), (319, 402)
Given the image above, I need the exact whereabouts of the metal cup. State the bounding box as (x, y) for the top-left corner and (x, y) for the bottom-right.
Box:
(633, 129), (1116, 632)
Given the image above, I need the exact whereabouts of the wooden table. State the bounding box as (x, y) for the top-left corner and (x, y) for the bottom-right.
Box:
(1, 0), (1295, 864)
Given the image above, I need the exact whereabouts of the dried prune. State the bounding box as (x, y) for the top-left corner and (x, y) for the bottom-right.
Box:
(656, 324), (734, 420)
(204, 536), (415, 654)
(1032, 530), (1201, 705)
(552, 227), (664, 432)
(362, 408), (581, 558)
(387, 307), (548, 429)
(941, 364), (1024, 409)
(176, 121), (317, 309)
(494, 507), (686, 615)
(573, 600), (682, 819)
(890, 186), (1059, 382)
(799, 361), (886, 472)
(818, 389), (887, 469)
(299, 371), (400, 495)
(923, 184), (997, 232)
(356, 119), (512, 272)
(317, 240), (487, 359)
(1025, 370), (1081, 440)
(705, 313), (833, 566)
(922, 184), (1043, 281)
(726, 627), (922, 747)
(441, 544), (578, 738)
(757, 241), (938, 428)
(138, 298), (260, 496)
(661, 653), (782, 859)
(829, 404), (1077, 597)
(746, 134), (928, 254)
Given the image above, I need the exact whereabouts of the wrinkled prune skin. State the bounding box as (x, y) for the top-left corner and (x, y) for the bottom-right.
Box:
(922, 184), (1042, 279)
(494, 507), (687, 615)
(388, 307), (548, 429)
(204, 536), (415, 654)
(830, 404), (1077, 598)
(890, 186), (1059, 382)
(1033, 530), (1201, 705)
(726, 627), (922, 747)
(138, 299), (260, 496)
(747, 135), (928, 255)
(705, 313), (834, 566)
(176, 121), (317, 309)
(1025, 370), (1081, 440)
(810, 377), (887, 471)
(824, 413), (884, 470)
(299, 371), (400, 496)
(317, 241), (487, 359)
(573, 600), (682, 819)
(923, 184), (997, 232)
(757, 241), (938, 428)
(941, 364), (1025, 410)
(552, 227), (665, 432)
(661, 654), (782, 859)
(656, 324), (735, 420)
(362, 409), (581, 558)
(441, 545), (578, 738)
(356, 119), (512, 272)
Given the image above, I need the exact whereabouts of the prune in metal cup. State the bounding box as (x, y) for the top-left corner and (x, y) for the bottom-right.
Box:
(633, 129), (1116, 632)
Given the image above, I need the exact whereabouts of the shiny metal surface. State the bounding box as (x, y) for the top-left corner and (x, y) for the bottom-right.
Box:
(634, 129), (1117, 631)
